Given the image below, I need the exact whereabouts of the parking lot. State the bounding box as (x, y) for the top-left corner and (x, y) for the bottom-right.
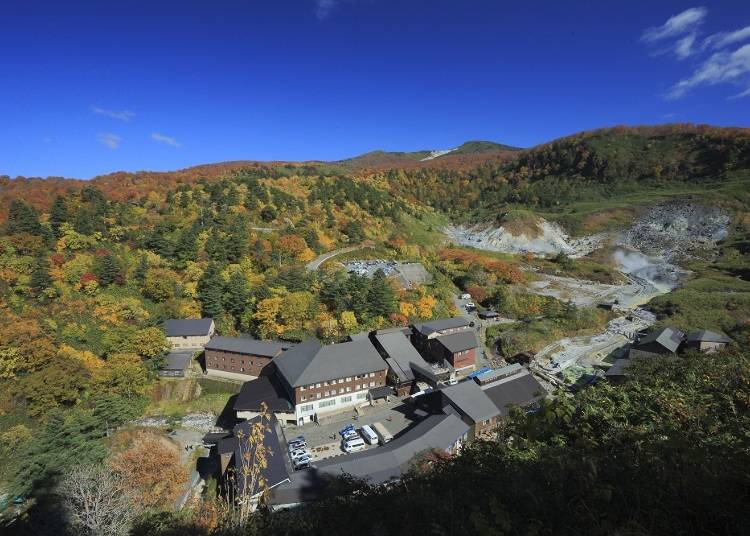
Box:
(278, 397), (420, 466)
(341, 260), (432, 288)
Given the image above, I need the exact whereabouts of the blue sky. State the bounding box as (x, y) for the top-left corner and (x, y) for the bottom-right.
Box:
(2, 1), (749, 178)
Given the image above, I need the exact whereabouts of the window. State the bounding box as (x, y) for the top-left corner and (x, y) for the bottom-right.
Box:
(324, 381), (329, 386)
(341, 396), (352, 403)
(346, 386), (351, 392)
(318, 399), (335, 409)
(369, 372), (375, 378)
(316, 383), (322, 388)
(301, 404), (314, 413)
(301, 396), (306, 401)
(357, 393), (367, 400)
(339, 388), (345, 394)
(316, 393), (321, 399)
(324, 391), (329, 397)
(345, 377), (351, 381)
(300, 385), (305, 391)
(338, 378), (344, 384)
(369, 381), (375, 387)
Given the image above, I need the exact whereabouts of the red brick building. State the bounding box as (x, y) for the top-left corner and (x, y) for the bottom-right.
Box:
(204, 336), (293, 380)
(412, 317), (478, 371)
(430, 331), (479, 370)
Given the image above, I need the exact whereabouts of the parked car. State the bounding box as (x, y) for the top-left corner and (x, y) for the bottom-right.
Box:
(342, 437), (366, 453)
(288, 441), (306, 451)
(371, 422), (393, 444)
(360, 425), (378, 445)
(342, 429), (359, 441)
(290, 450), (309, 461)
(339, 424), (355, 437)
(292, 452), (311, 462)
(446, 377), (458, 386)
(294, 460), (311, 470)
(460, 293), (472, 300)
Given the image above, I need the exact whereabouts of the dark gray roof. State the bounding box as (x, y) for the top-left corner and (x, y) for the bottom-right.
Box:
(233, 376), (294, 413)
(436, 330), (479, 354)
(605, 358), (633, 378)
(686, 330), (732, 344)
(161, 351), (194, 371)
(269, 413), (469, 504)
(439, 381), (500, 422)
(164, 318), (213, 337)
(414, 317), (471, 336)
(478, 310), (500, 319)
(369, 385), (395, 399)
(374, 330), (430, 383)
(482, 371), (546, 417)
(348, 331), (371, 341)
(636, 326), (684, 353)
(205, 336), (292, 357)
(274, 338), (386, 388)
(224, 415), (290, 494)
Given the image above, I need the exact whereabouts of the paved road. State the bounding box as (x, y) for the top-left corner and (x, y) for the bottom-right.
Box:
(305, 244), (371, 271)
(452, 293), (494, 369)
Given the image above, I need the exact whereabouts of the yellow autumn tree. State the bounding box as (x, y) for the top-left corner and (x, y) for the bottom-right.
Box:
(340, 310), (359, 333)
(254, 297), (284, 338)
(417, 295), (437, 318)
(399, 301), (416, 318)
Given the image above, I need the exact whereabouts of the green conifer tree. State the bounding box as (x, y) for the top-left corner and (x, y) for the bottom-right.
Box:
(198, 262), (224, 318)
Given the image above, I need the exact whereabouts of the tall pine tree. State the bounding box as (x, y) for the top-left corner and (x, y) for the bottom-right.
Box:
(7, 200), (42, 235)
(198, 262), (224, 318)
(368, 269), (396, 318)
(224, 271), (250, 324)
(49, 195), (69, 238)
(30, 256), (52, 295)
(93, 253), (120, 287)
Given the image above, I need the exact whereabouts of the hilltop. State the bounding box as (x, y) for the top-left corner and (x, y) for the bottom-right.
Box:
(336, 140), (522, 170)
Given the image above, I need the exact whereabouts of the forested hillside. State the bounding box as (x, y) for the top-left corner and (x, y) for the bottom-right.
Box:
(2, 123), (749, 535)
(0, 166), (462, 505)
(382, 124), (750, 222)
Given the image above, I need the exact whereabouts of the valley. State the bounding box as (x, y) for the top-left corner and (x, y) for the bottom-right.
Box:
(1, 124), (749, 535)
(443, 200), (732, 383)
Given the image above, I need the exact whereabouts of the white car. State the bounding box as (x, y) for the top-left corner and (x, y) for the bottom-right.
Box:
(465, 302), (476, 309)
(342, 437), (366, 453)
(460, 293), (472, 300)
(342, 430), (359, 441)
(290, 449), (308, 460)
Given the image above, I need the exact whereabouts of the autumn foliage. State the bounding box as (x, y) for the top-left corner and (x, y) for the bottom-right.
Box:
(439, 248), (523, 283)
(108, 431), (188, 510)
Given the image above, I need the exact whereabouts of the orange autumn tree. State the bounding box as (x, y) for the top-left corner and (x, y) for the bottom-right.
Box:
(108, 432), (187, 510)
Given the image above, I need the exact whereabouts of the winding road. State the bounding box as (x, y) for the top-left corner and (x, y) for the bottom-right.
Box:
(305, 244), (371, 271)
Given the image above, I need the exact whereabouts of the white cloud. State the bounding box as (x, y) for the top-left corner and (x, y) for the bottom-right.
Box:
(728, 86), (750, 99)
(91, 106), (135, 122)
(97, 132), (122, 149)
(642, 7), (707, 43)
(703, 25), (750, 50)
(151, 132), (182, 148)
(666, 43), (750, 99)
(675, 33), (698, 59)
